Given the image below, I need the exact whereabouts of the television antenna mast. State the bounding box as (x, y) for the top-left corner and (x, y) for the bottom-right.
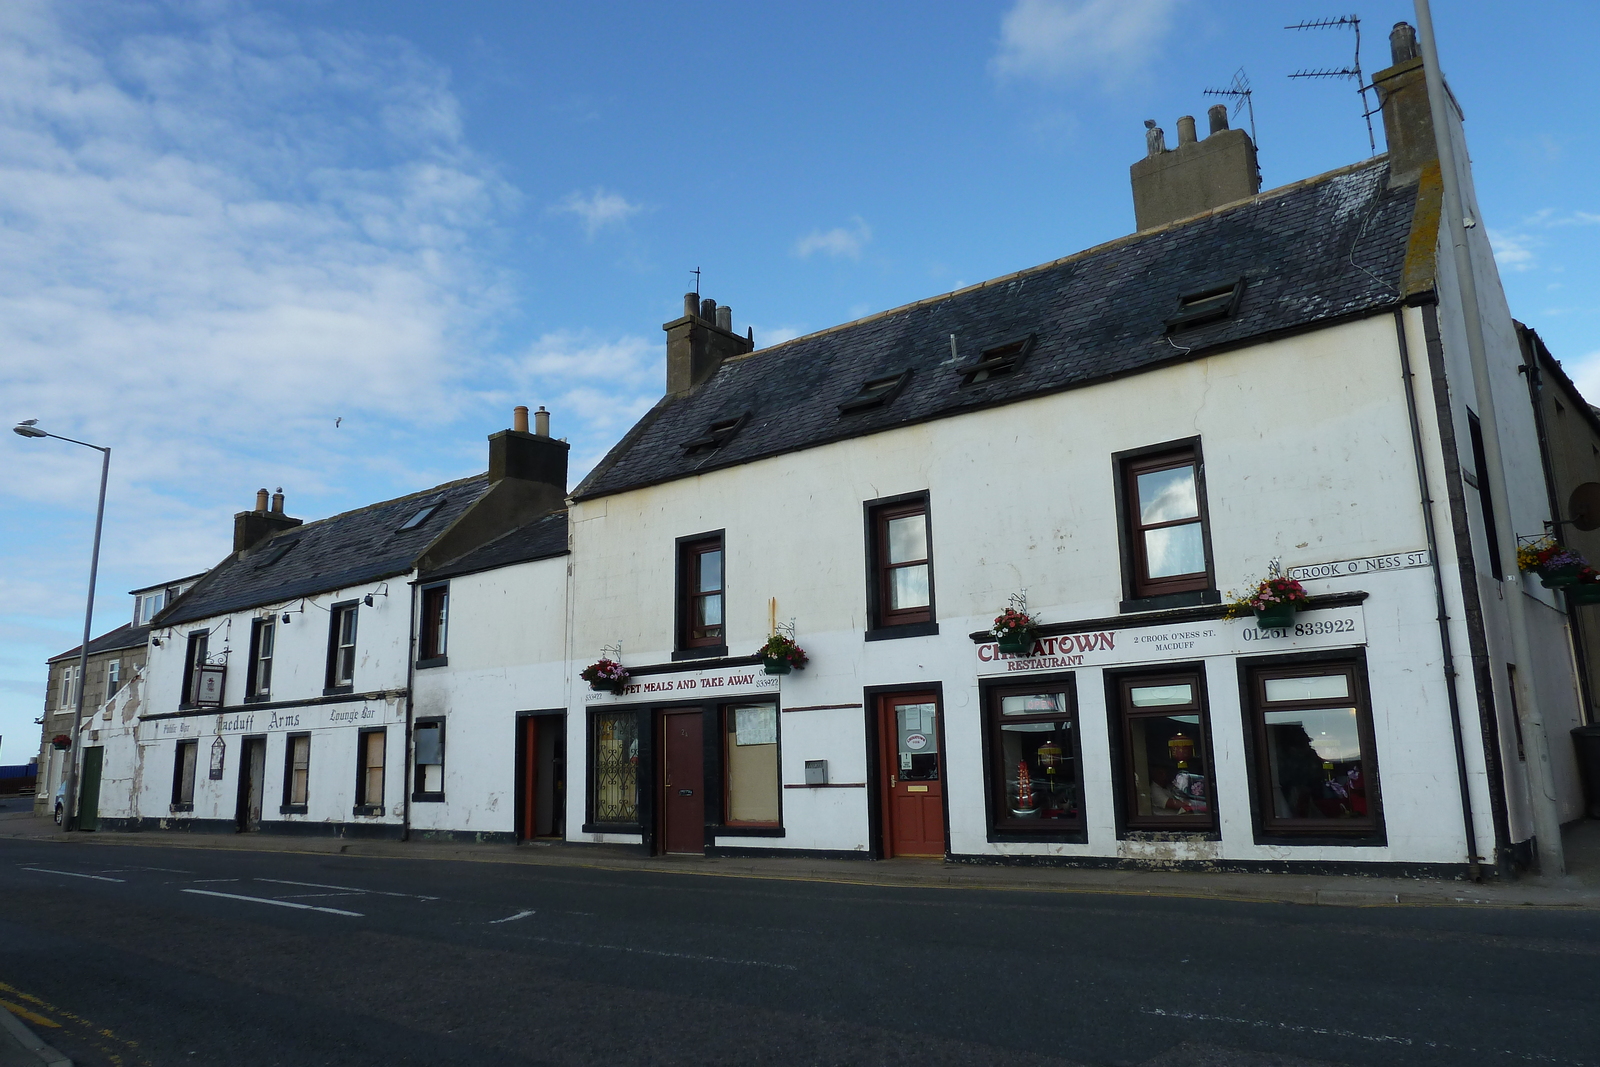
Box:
(1286, 14), (1378, 156)
(1203, 67), (1257, 148)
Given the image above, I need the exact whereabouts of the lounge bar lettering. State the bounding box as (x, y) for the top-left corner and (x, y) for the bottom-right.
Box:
(975, 607), (1366, 674)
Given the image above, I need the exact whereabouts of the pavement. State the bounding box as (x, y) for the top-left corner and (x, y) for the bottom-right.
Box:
(2, 809), (1598, 911)
(0, 1004), (69, 1067)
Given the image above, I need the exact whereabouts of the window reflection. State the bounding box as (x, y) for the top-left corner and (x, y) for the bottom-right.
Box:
(1137, 466), (1199, 524)
(990, 688), (1079, 828)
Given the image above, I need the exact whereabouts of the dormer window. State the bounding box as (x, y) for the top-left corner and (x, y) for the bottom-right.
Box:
(681, 412), (750, 455)
(397, 501), (443, 532)
(956, 334), (1035, 386)
(839, 369), (913, 415)
(1165, 278), (1246, 333)
(252, 538), (299, 570)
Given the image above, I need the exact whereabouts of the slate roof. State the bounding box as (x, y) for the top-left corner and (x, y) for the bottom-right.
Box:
(160, 475), (491, 626)
(49, 623), (151, 663)
(419, 510), (570, 581)
(575, 158), (1416, 501)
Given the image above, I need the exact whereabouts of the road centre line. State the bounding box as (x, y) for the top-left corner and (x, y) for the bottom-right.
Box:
(182, 888), (363, 917)
(254, 877), (438, 900)
(188, 878), (238, 883)
(510, 932), (796, 971)
(21, 867), (125, 882)
(489, 909), (536, 924)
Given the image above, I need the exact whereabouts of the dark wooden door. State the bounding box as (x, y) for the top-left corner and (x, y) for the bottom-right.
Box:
(659, 710), (704, 855)
(76, 746), (103, 832)
(516, 716), (566, 842)
(236, 738), (265, 831)
(878, 693), (944, 857)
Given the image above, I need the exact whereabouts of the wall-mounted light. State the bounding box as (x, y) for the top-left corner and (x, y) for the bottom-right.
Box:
(363, 583), (389, 608)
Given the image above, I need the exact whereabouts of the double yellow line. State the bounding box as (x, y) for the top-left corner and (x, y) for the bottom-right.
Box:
(0, 980), (149, 1067)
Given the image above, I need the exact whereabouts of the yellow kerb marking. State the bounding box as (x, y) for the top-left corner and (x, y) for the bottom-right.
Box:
(1, 999), (61, 1028)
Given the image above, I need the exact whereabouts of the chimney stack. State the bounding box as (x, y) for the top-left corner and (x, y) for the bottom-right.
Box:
(665, 291), (753, 396)
(234, 486), (302, 553)
(1372, 21), (1439, 187)
(1130, 108), (1261, 232)
(487, 406), (568, 513)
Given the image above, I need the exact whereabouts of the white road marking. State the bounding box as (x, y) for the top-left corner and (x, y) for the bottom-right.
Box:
(489, 910), (536, 924)
(22, 867), (125, 882)
(253, 877), (438, 900)
(511, 932), (796, 970)
(182, 888), (363, 917)
(1141, 1007), (1593, 1066)
(274, 892), (364, 900)
(188, 878), (239, 884)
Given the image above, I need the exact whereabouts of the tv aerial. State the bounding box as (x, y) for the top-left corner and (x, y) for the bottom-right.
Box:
(1203, 67), (1258, 148)
(1286, 14), (1378, 156)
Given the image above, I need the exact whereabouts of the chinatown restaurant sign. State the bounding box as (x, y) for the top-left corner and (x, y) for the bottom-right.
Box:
(975, 605), (1367, 675)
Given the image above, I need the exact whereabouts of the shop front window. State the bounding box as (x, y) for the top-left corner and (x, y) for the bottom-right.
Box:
(593, 711), (639, 824)
(987, 681), (1082, 831)
(1116, 672), (1214, 831)
(1248, 663), (1378, 834)
(724, 703), (780, 825)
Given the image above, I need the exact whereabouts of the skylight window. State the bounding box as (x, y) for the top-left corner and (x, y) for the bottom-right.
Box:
(252, 539), (299, 570)
(681, 412), (750, 455)
(397, 501), (443, 532)
(956, 334), (1036, 386)
(1165, 278), (1246, 333)
(839, 369), (913, 415)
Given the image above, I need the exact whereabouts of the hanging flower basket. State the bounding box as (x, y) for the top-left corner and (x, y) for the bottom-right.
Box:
(991, 606), (1039, 656)
(757, 633), (807, 675)
(1520, 538), (1596, 588)
(50, 734), (71, 751)
(1226, 574), (1312, 628)
(1254, 602), (1298, 629)
(580, 658), (629, 694)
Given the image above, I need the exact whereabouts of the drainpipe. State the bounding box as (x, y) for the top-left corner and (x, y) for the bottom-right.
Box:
(1396, 309), (1481, 878)
(1415, 0), (1565, 875)
(402, 580), (418, 843)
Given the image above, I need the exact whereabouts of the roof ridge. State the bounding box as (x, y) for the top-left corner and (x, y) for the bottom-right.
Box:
(724, 155), (1392, 368)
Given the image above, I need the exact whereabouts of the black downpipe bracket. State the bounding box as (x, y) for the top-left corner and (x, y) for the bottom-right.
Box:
(1395, 308), (1480, 879)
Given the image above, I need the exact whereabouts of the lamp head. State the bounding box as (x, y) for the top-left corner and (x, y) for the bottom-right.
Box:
(282, 613), (292, 624)
(13, 420), (47, 438)
(364, 594), (374, 607)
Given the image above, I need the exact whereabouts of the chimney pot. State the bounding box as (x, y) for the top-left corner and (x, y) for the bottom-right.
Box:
(1207, 105), (1229, 136)
(234, 488), (301, 552)
(683, 292), (699, 319)
(271, 488), (285, 515)
(700, 297), (717, 321)
(513, 405), (529, 433)
(534, 405), (550, 437)
(1390, 21), (1419, 64)
(255, 488), (269, 512)
(1177, 115), (1197, 145)
(715, 305), (732, 331)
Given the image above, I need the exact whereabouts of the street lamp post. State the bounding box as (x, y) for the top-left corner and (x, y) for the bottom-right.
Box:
(14, 420), (110, 833)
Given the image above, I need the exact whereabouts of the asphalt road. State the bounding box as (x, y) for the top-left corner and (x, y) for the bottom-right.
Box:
(2, 839), (1598, 1067)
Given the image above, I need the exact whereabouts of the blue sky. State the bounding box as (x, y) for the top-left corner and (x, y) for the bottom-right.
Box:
(2, 0), (1597, 756)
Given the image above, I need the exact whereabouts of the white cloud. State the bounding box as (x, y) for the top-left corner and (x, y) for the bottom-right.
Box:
(0, 1), (516, 747)
(794, 216), (871, 260)
(498, 330), (663, 446)
(554, 187), (643, 239)
(1489, 229), (1536, 272)
(753, 324), (805, 348)
(991, 0), (1180, 88)
(1566, 351), (1600, 408)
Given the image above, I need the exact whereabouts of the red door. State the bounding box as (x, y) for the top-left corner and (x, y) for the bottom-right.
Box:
(878, 693), (945, 857)
(659, 710), (704, 855)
